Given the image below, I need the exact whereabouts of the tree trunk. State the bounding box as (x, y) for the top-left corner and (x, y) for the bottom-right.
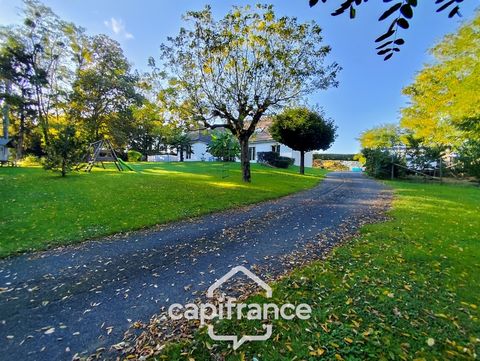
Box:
(16, 103), (26, 161)
(2, 81), (11, 139)
(61, 158), (66, 177)
(179, 146), (184, 162)
(300, 150), (305, 175)
(239, 136), (251, 182)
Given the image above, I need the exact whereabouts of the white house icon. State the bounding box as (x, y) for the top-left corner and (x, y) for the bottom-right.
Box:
(207, 265), (272, 298)
(206, 265), (273, 350)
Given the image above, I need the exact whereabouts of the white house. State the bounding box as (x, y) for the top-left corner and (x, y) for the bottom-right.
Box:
(246, 118), (314, 168)
(148, 118), (314, 168)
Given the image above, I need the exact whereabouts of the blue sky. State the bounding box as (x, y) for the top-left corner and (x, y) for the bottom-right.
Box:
(0, 0), (478, 153)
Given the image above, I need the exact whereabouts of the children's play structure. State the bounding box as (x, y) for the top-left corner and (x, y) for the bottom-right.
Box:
(83, 139), (133, 172)
(1, 90), (14, 166)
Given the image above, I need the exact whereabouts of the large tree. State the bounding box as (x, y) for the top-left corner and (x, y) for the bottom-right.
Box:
(69, 34), (141, 143)
(271, 107), (337, 174)
(0, 0), (87, 149)
(157, 4), (339, 182)
(18, 0), (79, 145)
(0, 35), (38, 160)
(128, 100), (168, 160)
(401, 11), (480, 148)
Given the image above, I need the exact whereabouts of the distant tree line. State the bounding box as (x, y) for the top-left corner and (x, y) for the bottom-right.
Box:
(1, 1), (339, 179)
(0, 1), (201, 175)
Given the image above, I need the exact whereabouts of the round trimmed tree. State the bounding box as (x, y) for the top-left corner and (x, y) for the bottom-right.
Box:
(271, 107), (337, 174)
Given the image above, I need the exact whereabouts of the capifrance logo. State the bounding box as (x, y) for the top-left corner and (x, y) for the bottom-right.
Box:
(168, 266), (312, 350)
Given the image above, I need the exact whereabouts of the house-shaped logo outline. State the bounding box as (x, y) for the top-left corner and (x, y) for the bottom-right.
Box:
(207, 265), (272, 298)
(207, 265), (273, 350)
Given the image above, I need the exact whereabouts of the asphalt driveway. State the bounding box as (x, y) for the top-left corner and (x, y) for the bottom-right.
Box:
(0, 172), (390, 360)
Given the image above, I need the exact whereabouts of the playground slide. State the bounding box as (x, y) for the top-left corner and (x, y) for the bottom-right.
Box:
(118, 158), (135, 171)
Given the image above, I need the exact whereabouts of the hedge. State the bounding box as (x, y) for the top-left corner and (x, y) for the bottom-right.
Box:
(313, 153), (355, 161)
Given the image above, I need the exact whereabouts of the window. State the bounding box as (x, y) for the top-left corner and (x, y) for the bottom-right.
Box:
(248, 147), (256, 161)
(271, 144), (280, 153)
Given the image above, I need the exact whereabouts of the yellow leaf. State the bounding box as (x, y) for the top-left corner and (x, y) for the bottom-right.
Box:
(309, 348), (325, 356)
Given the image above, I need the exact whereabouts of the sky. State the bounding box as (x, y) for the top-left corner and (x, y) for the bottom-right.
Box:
(0, 0), (478, 153)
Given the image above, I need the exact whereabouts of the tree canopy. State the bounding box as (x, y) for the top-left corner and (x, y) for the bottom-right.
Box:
(0, 0), (175, 174)
(401, 11), (480, 148)
(156, 4), (340, 181)
(206, 131), (240, 162)
(69, 34), (141, 144)
(271, 107), (337, 174)
(358, 11), (480, 180)
(358, 124), (402, 150)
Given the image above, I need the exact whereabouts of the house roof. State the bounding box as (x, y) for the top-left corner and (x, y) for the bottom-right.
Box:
(0, 138), (13, 147)
(188, 129), (212, 144)
(249, 118), (275, 143)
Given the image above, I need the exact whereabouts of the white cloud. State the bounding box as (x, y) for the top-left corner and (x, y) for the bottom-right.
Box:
(104, 17), (134, 40)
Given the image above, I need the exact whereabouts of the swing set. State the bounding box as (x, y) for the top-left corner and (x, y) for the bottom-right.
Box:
(81, 139), (133, 172)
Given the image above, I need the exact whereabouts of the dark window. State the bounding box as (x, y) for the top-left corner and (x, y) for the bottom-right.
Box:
(272, 144), (280, 153)
(249, 147), (256, 161)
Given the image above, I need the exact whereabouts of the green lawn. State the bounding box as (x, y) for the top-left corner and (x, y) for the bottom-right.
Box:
(159, 181), (480, 360)
(0, 162), (327, 258)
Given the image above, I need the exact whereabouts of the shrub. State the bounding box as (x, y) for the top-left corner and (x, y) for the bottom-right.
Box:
(44, 125), (84, 177)
(206, 131), (240, 161)
(314, 159), (349, 171)
(127, 150), (142, 162)
(257, 151), (294, 168)
(362, 148), (406, 179)
(257, 151), (279, 164)
(458, 140), (480, 181)
(20, 155), (43, 166)
(275, 156), (294, 168)
(313, 153), (355, 161)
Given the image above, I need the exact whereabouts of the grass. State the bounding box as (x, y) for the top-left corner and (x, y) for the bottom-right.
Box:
(0, 162), (327, 258)
(159, 181), (480, 360)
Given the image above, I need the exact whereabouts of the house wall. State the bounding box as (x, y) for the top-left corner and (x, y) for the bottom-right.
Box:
(147, 142), (214, 162)
(146, 141), (313, 168)
(0, 145), (8, 162)
(147, 154), (179, 162)
(186, 142), (214, 162)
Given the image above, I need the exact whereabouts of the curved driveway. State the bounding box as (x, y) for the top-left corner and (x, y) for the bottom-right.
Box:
(0, 172), (390, 360)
